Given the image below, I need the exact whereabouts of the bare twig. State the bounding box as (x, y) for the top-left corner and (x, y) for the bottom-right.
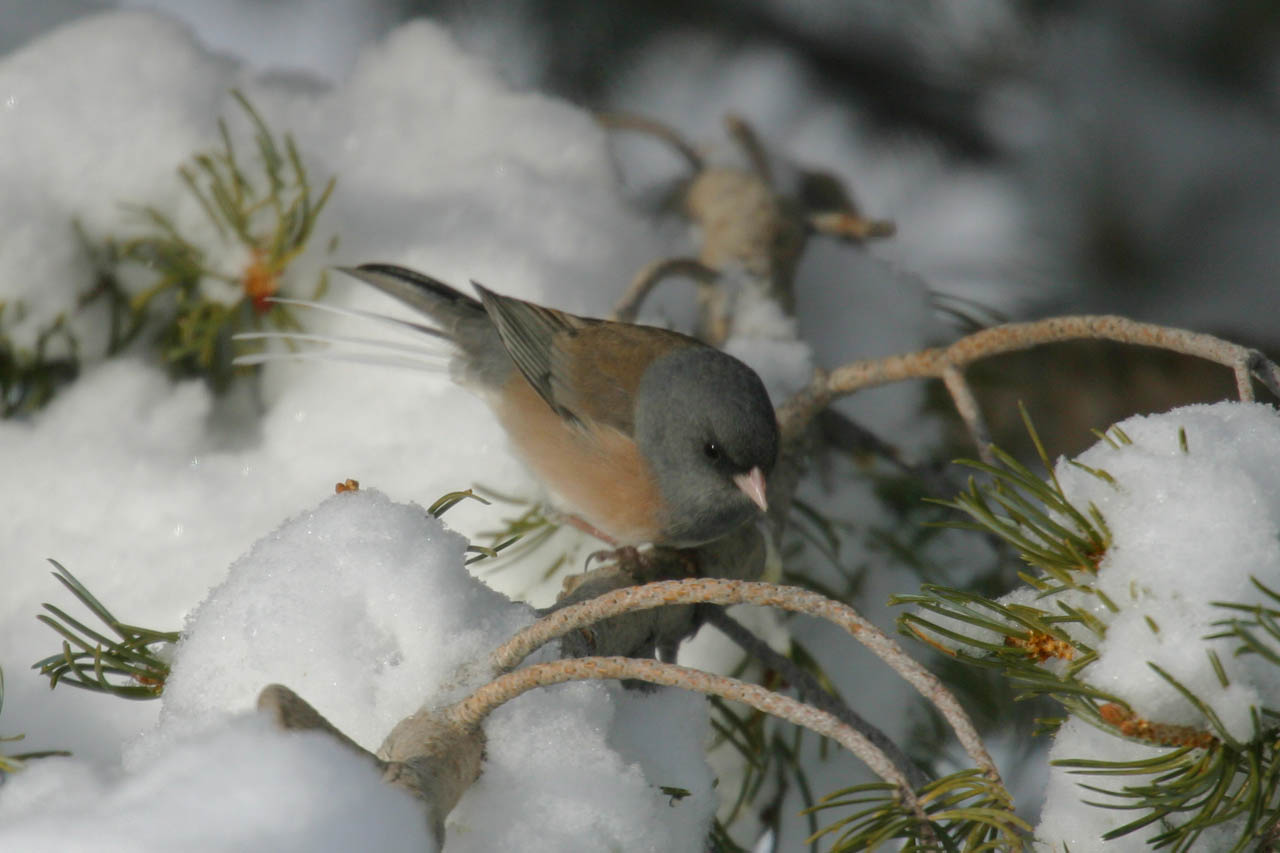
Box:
(808, 210), (897, 241)
(258, 683), (484, 845)
(600, 111), (894, 327)
(595, 111), (704, 172)
(724, 113), (773, 184)
(704, 607), (931, 790)
(450, 655), (935, 837)
(941, 364), (994, 464)
(776, 315), (1280, 447)
(487, 578), (997, 783)
(611, 257), (721, 323)
(258, 683), (378, 766)
(607, 254), (736, 346)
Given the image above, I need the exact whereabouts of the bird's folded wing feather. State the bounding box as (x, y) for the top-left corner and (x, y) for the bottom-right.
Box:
(474, 284), (692, 436)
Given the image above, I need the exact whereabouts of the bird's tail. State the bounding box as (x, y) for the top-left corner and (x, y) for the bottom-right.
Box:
(337, 263), (512, 387)
(337, 263), (486, 337)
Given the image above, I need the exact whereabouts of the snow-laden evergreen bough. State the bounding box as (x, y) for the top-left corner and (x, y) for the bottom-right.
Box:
(5, 10), (1280, 853)
(904, 402), (1280, 850)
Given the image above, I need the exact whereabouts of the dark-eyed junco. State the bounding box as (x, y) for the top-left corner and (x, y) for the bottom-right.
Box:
(337, 264), (779, 548)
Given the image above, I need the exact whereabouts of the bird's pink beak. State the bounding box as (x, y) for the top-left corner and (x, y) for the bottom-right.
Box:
(733, 467), (769, 514)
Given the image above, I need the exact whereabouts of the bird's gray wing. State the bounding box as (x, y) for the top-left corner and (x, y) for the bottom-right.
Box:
(472, 282), (591, 425)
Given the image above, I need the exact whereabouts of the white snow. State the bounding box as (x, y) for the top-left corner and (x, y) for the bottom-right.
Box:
(0, 11), (718, 851)
(1024, 402), (1280, 849)
(155, 489), (527, 750)
(1057, 403), (1280, 741)
(0, 714), (436, 853)
(1036, 717), (1248, 852)
(3, 5), (1274, 852)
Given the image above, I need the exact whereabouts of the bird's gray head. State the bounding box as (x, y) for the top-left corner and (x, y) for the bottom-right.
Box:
(634, 346), (779, 547)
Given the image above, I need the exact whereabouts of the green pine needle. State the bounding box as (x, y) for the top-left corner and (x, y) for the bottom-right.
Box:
(899, 409), (1280, 849)
(808, 769), (1030, 852)
(0, 302), (80, 418)
(32, 560), (179, 699)
(104, 89), (336, 391)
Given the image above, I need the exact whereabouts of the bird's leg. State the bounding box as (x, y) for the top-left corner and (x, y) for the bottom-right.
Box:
(585, 544), (643, 573)
(557, 513), (701, 580)
(585, 545), (703, 587)
(562, 513), (620, 546)
(556, 514), (644, 573)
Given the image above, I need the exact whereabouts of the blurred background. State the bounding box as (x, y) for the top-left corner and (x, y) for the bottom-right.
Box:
(9, 0), (1277, 456)
(6, 1), (1278, 325)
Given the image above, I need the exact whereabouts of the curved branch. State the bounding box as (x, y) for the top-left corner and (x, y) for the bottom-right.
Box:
(450, 654), (935, 836)
(941, 364), (994, 464)
(487, 578), (997, 783)
(611, 256), (721, 324)
(724, 113), (773, 184)
(595, 111), (704, 172)
(776, 315), (1280, 445)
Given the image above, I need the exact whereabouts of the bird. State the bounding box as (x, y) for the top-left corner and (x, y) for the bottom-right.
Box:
(333, 263), (780, 549)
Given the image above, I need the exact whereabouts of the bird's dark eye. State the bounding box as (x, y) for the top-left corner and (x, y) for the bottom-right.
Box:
(703, 441), (722, 461)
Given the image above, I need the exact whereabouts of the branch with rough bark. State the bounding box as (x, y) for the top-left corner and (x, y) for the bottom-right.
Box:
(259, 578), (996, 847)
(775, 314), (1280, 461)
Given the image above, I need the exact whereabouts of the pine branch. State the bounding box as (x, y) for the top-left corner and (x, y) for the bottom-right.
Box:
(31, 560), (180, 699)
(808, 769), (1028, 852)
(103, 89), (336, 390)
(900, 413), (1280, 849)
(0, 667), (71, 774)
(0, 302), (80, 418)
